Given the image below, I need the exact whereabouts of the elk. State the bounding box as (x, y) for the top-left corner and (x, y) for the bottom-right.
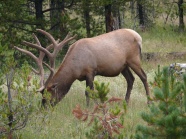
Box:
(14, 29), (150, 106)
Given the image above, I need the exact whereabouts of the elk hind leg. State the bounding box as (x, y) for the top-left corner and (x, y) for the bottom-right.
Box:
(129, 62), (150, 104)
(121, 67), (135, 104)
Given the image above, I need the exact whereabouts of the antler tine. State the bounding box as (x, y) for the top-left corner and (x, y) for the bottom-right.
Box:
(32, 33), (41, 46)
(32, 33), (47, 61)
(22, 41), (52, 58)
(43, 62), (55, 86)
(58, 34), (77, 51)
(51, 33), (77, 58)
(41, 39), (59, 57)
(14, 46), (38, 62)
(36, 29), (58, 47)
(45, 39), (60, 50)
(31, 67), (40, 75)
(64, 32), (72, 40)
(32, 32), (59, 59)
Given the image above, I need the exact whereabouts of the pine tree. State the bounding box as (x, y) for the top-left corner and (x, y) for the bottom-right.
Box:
(135, 66), (186, 139)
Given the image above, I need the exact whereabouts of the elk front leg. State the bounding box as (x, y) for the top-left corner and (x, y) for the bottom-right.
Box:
(85, 74), (94, 106)
(121, 67), (135, 104)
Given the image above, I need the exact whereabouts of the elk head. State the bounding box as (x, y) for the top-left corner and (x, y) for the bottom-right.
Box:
(14, 29), (76, 106)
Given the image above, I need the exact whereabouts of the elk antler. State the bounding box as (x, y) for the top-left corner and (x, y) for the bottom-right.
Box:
(14, 29), (77, 92)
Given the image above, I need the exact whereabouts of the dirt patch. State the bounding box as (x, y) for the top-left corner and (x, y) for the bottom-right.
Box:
(142, 52), (186, 61)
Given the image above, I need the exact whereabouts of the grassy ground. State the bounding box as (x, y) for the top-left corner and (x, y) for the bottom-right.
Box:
(141, 26), (186, 53)
(19, 75), (151, 139)
(16, 27), (186, 139)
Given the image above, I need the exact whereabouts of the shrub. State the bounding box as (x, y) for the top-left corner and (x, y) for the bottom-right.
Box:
(135, 66), (186, 139)
(72, 81), (127, 139)
(0, 60), (41, 138)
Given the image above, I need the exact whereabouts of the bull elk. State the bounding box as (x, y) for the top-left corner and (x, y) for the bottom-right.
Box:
(14, 29), (150, 106)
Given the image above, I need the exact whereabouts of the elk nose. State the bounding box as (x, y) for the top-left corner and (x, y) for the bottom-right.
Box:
(41, 98), (47, 107)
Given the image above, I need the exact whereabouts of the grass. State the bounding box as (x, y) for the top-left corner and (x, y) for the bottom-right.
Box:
(19, 75), (151, 139)
(18, 70), (156, 138)
(141, 26), (186, 53)
(10, 27), (186, 138)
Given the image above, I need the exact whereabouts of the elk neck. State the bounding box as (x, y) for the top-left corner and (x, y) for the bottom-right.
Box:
(49, 60), (76, 95)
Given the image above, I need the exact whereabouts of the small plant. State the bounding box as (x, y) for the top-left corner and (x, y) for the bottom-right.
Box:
(72, 81), (126, 139)
(150, 65), (162, 88)
(0, 60), (41, 138)
(135, 66), (186, 139)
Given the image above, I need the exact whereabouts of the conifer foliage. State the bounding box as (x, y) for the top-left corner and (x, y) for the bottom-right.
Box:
(135, 66), (186, 139)
(72, 81), (126, 139)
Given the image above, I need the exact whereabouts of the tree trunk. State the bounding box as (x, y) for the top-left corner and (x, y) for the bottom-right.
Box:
(105, 4), (114, 32)
(178, 0), (185, 32)
(112, 5), (121, 30)
(7, 69), (14, 139)
(50, 0), (65, 35)
(34, 0), (44, 29)
(137, 1), (144, 26)
(83, 0), (91, 37)
(130, 0), (135, 19)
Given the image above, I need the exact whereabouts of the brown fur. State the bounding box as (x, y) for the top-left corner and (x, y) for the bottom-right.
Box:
(46, 29), (150, 106)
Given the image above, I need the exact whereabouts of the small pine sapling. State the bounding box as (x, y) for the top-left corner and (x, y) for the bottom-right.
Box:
(0, 61), (41, 138)
(135, 66), (186, 139)
(150, 65), (162, 88)
(72, 81), (126, 139)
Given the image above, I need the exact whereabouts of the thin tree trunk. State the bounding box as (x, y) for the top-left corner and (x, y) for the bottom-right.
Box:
(34, 0), (46, 46)
(50, 0), (65, 35)
(137, 1), (144, 26)
(7, 69), (14, 139)
(83, 0), (91, 37)
(112, 4), (121, 30)
(34, 0), (44, 29)
(130, 0), (135, 19)
(50, 0), (57, 31)
(105, 4), (114, 32)
(178, 0), (184, 32)
(117, 9), (121, 29)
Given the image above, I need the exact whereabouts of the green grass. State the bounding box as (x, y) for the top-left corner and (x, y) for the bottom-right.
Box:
(13, 27), (186, 138)
(18, 75), (151, 139)
(141, 26), (186, 53)
(17, 70), (156, 139)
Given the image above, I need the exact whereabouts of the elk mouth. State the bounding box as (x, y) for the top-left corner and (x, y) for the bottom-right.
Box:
(41, 93), (59, 107)
(41, 98), (47, 106)
(41, 97), (57, 107)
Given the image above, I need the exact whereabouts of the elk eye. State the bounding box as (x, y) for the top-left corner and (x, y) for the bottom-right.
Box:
(51, 83), (58, 91)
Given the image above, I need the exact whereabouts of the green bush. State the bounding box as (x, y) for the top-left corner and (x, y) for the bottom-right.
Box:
(135, 66), (186, 139)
